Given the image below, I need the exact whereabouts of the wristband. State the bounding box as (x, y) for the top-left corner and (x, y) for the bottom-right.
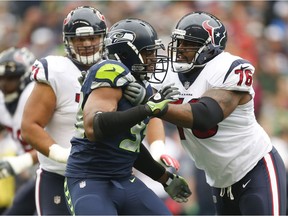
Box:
(48, 144), (70, 163)
(149, 140), (165, 161)
(162, 171), (174, 187)
(4, 152), (33, 175)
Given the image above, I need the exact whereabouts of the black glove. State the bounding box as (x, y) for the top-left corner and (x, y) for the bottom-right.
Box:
(124, 82), (147, 105)
(145, 83), (179, 117)
(163, 171), (192, 203)
(0, 160), (15, 179)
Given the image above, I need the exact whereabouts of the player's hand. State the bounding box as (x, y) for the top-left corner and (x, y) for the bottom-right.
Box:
(163, 172), (192, 203)
(124, 82), (147, 105)
(0, 160), (15, 178)
(160, 154), (180, 171)
(0, 152), (33, 178)
(145, 83), (179, 117)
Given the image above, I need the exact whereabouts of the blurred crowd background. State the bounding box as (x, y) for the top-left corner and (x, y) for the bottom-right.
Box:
(0, 0), (288, 215)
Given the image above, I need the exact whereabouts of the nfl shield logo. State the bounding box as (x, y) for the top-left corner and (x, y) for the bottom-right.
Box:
(54, 196), (61, 204)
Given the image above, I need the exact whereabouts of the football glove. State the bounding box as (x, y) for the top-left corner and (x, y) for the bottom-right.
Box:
(124, 82), (147, 105)
(163, 172), (192, 203)
(0, 160), (15, 178)
(0, 152), (33, 178)
(145, 83), (179, 117)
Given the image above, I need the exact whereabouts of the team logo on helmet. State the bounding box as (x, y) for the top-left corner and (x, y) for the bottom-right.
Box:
(108, 30), (136, 44)
(96, 10), (105, 22)
(63, 13), (71, 26)
(202, 20), (226, 47)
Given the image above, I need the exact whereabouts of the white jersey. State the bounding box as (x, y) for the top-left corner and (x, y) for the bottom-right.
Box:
(0, 82), (35, 154)
(31, 56), (81, 176)
(154, 52), (272, 188)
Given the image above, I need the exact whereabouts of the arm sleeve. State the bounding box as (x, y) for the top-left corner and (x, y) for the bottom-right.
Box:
(133, 143), (166, 181)
(191, 96), (224, 130)
(93, 105), (150, 140)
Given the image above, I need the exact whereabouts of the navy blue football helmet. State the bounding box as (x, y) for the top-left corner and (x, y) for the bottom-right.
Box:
(63, 6), (107, 66)
(0, 47), (35, 102)
(168, 11), (227, 73)
(105, 18), (168, 83)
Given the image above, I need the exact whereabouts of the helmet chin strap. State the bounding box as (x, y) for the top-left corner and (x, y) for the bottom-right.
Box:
(4, 92), (19, 103)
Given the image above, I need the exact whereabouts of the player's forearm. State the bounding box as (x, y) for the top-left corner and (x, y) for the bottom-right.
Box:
(133, 143), (166, 181)
(21, 123), (55, 157)
(161, 103), (194, 128)
(22, 124), (70, 163)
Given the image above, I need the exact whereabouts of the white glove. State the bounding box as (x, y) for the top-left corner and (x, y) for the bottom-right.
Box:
(48, 144), (71, 163)
(0, 152), (33, 178)
(150, 140), (180, 171)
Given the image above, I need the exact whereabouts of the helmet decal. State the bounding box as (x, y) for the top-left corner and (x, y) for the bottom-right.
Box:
(109, 30), (135, 44)
(96, 10), (105, 22)
(202, 20), (226, 47)
(63, 13), (71, 26)
(202, 20), (215, 44)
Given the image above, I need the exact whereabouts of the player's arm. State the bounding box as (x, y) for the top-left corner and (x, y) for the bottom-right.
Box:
(83, 86), (122, 141)
(146, 118), (180, 170)
(124, 82), (180, 170)
(0, 149), (38, 178)
(21, 82), (69, 163)
(161, 88), (251, 130)
(134, 143), (191, 203)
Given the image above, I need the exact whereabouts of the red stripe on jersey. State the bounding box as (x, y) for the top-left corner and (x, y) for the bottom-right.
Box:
(264, 153), (279, 215)
(32, 65), (40, 81)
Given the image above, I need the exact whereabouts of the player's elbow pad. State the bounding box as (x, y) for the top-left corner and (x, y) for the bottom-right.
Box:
(191, 97), (224, 130)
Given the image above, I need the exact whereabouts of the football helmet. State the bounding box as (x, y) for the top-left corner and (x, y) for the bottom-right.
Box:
(0, 47), (35, 102)
(168, 11), (227, 73)
(105, 18), (168, 83)
(63, 6), (107, 66)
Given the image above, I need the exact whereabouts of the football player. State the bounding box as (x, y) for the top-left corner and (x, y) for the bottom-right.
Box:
(126, 11), (287, 215)
(64, 18), (191, 215)
(0, 47), (37, 215)
(21, 6), (190, 215)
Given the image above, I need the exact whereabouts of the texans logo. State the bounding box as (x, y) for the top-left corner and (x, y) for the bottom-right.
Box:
(202, 20), (226, 47)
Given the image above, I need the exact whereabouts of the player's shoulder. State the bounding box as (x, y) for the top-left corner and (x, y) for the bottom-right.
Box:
(90, 59), (130, 76)
(210, 52), (255, 92)
(88, 59), (135, 88)
(31, 55), (75, 83)
(216, 52), (254, 70)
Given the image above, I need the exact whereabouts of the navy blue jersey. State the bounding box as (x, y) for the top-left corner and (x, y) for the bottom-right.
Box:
(65, 59), (153, 179)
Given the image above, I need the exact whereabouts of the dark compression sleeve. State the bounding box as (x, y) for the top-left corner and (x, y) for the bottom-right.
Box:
(133, 143), (166, 181)
(93, 105), (149, 140)
(191, 97), (224, 130)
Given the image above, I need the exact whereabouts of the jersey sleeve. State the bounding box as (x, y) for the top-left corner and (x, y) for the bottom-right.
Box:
(30, 58), (50, 85)
(213, 59), (255, 94)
